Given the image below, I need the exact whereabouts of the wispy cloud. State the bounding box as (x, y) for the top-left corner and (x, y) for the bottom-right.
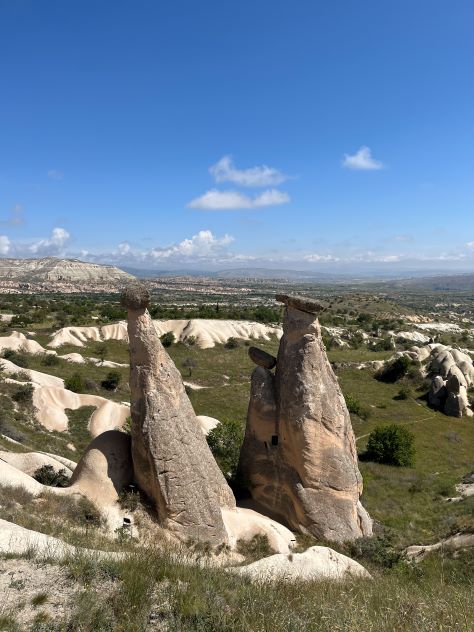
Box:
(48, 169), (64, 180)
(188, 188), (290, 211)
(210, 155), (288, 187)
(0, 236), (11, 255)
(1, 203), (25, 227)
(466, 241), (474, 249)
(304, 254), (340, 262)
(342, 146), (384, 170)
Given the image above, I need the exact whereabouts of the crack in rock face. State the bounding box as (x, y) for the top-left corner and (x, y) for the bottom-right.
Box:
(238, 295), (372, 542)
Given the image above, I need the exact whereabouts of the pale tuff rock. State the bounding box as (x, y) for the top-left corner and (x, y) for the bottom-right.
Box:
(69, 430), (133, 507)
(405, 532), (474, 561)
(391, 343), (474, 418)
(426, 346), (473, 417)
(238, 294), (372, 542)
(48, 319), (281, 350)
(0, 451), (74, 478)
(122, 285), (236, 546)
(233, 546), (371, 582)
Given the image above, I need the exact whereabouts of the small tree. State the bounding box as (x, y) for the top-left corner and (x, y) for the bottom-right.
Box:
(12, 383), (34, 406)
(182, 357), (197, 377)
(101, 370), (121, 391)
(96, 344), (108, 365)
(365, 424), (415, 467)
(65, 373), (85, 393)
(207, 418), (244, 482)
(225, 337), (239, 349)
(33, 465), (70, 488)
(160, 332), (175, 348)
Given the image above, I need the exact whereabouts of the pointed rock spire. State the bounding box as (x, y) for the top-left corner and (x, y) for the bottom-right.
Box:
(122, 284), (235, 545)
(239, 294), (372, 542)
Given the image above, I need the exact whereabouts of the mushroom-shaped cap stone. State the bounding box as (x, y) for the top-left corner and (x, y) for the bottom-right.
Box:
(248, 346), (277, 370)
(121, 283), (150, 310)
(275, 294), (324, 315)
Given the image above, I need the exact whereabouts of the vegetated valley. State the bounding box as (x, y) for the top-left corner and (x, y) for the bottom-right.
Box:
(0, 276), (473, 632)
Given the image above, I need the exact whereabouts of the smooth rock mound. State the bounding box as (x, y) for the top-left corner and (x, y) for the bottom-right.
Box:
(0, 452), (74, 478)
(233, 546), (371, 582)
(238, 294), (372, 542)
(69, 430), (134, 528)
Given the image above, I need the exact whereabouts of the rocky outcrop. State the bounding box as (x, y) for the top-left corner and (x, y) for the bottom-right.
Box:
(405, 532), (474, 561)
(122, 284), (235, 546)
(426, 346), (473, 417)
(232, 546), (371, 582)
(238, 294), (372, 542)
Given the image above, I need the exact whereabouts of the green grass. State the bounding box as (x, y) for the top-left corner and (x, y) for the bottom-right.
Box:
(16, 545), (473, 632)
(336, 367), (474, 547)
(65, 406), (98, 454)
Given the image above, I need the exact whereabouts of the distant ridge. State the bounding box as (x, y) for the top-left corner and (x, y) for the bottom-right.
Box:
(0, 257), (134, 292)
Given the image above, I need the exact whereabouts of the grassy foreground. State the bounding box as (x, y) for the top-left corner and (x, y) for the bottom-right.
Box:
(1, 545), (473, 632)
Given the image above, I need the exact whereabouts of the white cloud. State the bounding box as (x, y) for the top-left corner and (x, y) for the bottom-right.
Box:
(466, 241), (474, 249)
(150, 230), (233, 260)
(210, 155), (288, 187)
(304, 254), (340, 262)
(342, 146), (384, 170)
(188, 188), (290, 210)
(0, 236), (11, 255)
(117, 242), (131, 255)
(48, 169), (64, 180)
(29, 227), (70, 256)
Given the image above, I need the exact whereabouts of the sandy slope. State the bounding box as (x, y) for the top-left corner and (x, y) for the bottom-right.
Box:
(0, 331), (47, 354)
(1, 358), (129, 434)
(33, 387), (129, 433)
(49, 319), (282, 349)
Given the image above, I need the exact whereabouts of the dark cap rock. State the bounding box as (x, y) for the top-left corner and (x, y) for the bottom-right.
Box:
(248, 347), (277, 370)
(275, 294), (324, 315)
(121, 283), (150, 310)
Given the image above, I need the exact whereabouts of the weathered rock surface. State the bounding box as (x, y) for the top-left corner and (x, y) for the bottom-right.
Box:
(232, 546), (371, 582)
(0, 451), (74, 478)
(69, 430), (133, 507)
(405, 532), (474, 561)
(238, 294), (372, 542)
(394, 343), (474, 418)
(122, 285), (235, 546)
(248, 346), (277, 369)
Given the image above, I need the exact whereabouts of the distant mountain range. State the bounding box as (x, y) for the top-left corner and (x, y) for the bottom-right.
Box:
(0, 258), (472, 292)
(0, 257), (133, 291)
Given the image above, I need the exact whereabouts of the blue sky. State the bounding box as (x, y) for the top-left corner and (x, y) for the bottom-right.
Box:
(1, 0), (473, 273)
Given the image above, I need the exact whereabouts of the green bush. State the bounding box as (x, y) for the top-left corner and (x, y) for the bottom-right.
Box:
(101, 370), (121, 391)
(160, 331), (175, 347)
(12, 383), (34, 405)
(207, 418), (244, 482)
(346, 394), (371, 420)
(225, 337), (239, 349)
(376, 356), (411, 383)
(365, 424), (415, 467)
(2, 349), (29, 368)
(65, 373), (85, 393)
(41, 353), (59, 367)
(33, 465), (70, 488)
(347, 536), (400, 569)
